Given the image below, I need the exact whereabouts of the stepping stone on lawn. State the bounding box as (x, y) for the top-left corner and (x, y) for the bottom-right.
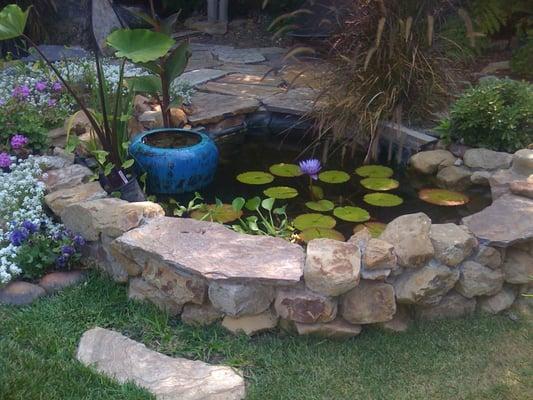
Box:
(0, 281), (45, 306)
(77, 327), (245, 400)
(38, 270), (87, 294)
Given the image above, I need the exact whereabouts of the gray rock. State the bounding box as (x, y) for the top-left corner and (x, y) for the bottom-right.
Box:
(304, 239), (360, 296)
(33, 155), (71, 171)
(474, 245), (503, 269)
(429, 224), (477, 266)
(510, 180), (533, 200)
(38, 270), (86, 294)
(62, 199), (164, 241)
(479, 286), (517, 314)
(181, 303), (223, 327)
(361, 268), (391, 281)
(393, 261), (460, 305)
(436, 166), (472, 190)
(415, 291), (476, 320)
(463, 148), (513, 170)
(347, 227), (372, 248)
(274, 286), (337, 323)
(511, 149), (533, 176)
(470, 170), (492, 186)
(221, 310), (278, 336)
(409, 150), (456, 175)
(380, 213), (434, 268)
(0, 281), (46, 306)
(208, 281), (274, 316)
(341, 280), (396, 324)
(128, 278), (183, 316)
(501, 247), (533, 284)
(92, 0), (123, 54)
(77, 327), (245, 399)
(177, 69), (230, 87)
(378, 306), (411, 333)
(294, 318), (362, 339)
(489, 168), (525, 199)
(42, 164), (92, 192)
(456, 261), (504, 298)
(44, 182), (107, 216)
(112, 217), (304, 285)
(463, 194), (533, 247)
(212, 46), (266, 64)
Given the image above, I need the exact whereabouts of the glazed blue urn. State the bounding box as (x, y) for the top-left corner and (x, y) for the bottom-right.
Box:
(129, 128), (219, 194)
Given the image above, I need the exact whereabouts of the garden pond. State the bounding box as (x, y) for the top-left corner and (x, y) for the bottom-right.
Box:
(152, 130), (492, 241)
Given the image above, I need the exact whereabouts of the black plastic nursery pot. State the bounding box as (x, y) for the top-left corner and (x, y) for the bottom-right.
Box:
(99, 170), (146, 203)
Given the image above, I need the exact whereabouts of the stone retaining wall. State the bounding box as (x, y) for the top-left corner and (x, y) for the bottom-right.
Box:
(38, 147), (533, 338)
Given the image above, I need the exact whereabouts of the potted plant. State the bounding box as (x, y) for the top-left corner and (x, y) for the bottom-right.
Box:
(0, 4), (144, 201)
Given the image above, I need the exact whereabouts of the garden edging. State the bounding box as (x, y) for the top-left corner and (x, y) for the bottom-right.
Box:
(7, 148), (531, 338)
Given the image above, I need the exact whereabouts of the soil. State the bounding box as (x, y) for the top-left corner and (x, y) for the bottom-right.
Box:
(143, 131), (201, 149)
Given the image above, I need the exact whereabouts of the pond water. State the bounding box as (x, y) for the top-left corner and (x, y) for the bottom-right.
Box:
(162, 130), (491, 239)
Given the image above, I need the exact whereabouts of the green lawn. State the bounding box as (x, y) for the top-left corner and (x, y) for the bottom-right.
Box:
(0, 272), (531, 400)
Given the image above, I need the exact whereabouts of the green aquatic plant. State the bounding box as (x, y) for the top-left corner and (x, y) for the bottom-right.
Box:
(333, 206), (371, 223)
(364, 193), (404, 207)
(263, 186), (299, 199)
(236, 171), (275, 185)
(230, 196), (294, 239)
(299, 227), (345, 243)
(305, 199), (335, 212)
(360, 177), (399, 191)
(418, 188), (469, 206)
(293, 213), (337, 231)
(355, 165), (394, 178)
(318, 170), (351, 184)
(158, 192), (205, 216)
(190, 201), (243, 223)
(269, 163), (302, 177)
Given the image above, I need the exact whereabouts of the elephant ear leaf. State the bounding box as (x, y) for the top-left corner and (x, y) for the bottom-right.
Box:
(164, 41), (190, 83)
(0, 5), (30, 40)
(125, 76), (162, 94)
(106, 28), (175, 63)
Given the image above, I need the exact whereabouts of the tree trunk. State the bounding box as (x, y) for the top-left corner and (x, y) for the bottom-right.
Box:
(207, 0), (218, 23)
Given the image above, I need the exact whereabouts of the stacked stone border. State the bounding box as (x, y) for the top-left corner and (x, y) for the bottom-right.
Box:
(7, 147), (530, 338)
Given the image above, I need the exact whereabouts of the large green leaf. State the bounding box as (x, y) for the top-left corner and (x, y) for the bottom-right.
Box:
(293, 213), (336, 231)
(364, 193), (404, 207)
(263, 186), (299, 199)
(360, 177), (399, 191)
(0, 5), (29, 40)
(106, 29), (175, 63)
(318, 170), (350, 184)
(305, 200), (334, 212)
(355, 165), (394, 178)
(418, 189), (469, 206)
(333, 206), (370, 222)
(236, 171), (274, 185)
(269, 163), (302, 177)
(300, 228), (345, 243)
(126, 76), (162, 94)
(165, 41), (189, 83)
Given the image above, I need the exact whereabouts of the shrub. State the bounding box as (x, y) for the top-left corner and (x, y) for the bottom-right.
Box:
(437, 78), (533, 152)
(438, 15), (489, 62)
(511, 39), (533, 78)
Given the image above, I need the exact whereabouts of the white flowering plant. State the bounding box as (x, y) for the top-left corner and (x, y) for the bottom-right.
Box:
(0, 157), (83, 285)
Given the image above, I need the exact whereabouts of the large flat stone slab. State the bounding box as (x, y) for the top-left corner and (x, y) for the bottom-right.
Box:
(112, 217), (304, 284)
(188, 92), (259, 125)
(185, 51), (222, 72)
(216, 63), (272, 76)
(177, 69), (230, 87)
(77, 327), (245, 400)
(211, 46), (265, 64)
(463, 194), (533, 247)
(215, 73), (284, 87)
(262, 87), (323, 115)
(199, 81), (284, 100)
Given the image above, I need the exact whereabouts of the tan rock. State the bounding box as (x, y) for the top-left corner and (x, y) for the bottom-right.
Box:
(456, 261), (504, 298)
(61, 198), (164, 241)
(347, 226), (372, 248)
(274, 286), (337, 323)
(0, 281), (46, 306)
(170, 107), (188, 127)
(511, 149), (533, 176)
(181, 303), (223, 327)
(304, 239), (360, 296)
(474, 245), (503, 269)
(429, 224), (477, 267)
(436, 166), (472, 190)
(409, 150), (456, 174)
(38, 270), (86, 294)
(128, 277), (183, 315)
(64, 111), (91, 135)
(294, 318), (362, 339)
(45, 182), (107, 216)
(221, 310), (278, 336)
(479, 286), (517, 314)
(42, 164), (93, 192)
(76, 327), (245, 399)
(341, 280), (396, 324)
(380, 213), (434, 268)
(378, 306), (411, 333)
(208, 281), (274, 316)
(510, 180), (533, 199)
(363, 239), (396, 270)
(463, 148), (513, 170)
(501, 247), (533, 284)
(414, 291), (476, 320)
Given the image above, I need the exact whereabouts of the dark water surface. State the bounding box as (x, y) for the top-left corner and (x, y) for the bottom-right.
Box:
(167, 131), (491, 238)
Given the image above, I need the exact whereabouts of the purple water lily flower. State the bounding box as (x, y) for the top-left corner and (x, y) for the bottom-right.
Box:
(12, 85), (30, 99)
(10, 228), (29, 246)
(299, 159), (322, 180)
(51, 81), (63, 92)
(10, 134), (29, 150)
(0, 152), (12, 168)
(35, 81), (47, 92)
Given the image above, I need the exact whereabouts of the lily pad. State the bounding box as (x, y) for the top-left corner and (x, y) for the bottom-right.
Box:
(333, 206), (370, 222)
(360, 177), (399, 191)
(300, 228), (345, 243)
(293, 213), (337, 231)
(263, 186), (299, 199)
(355, 165), (394, 178)
(236, 171), (274, 185)
(419, 188), (469, 206)
(190, 204), (243, 223)
(269, 163), (302, 177)
(364, 193), (404, 207)
(318, 170), (351, 184)
(305, 199), (335, 212)
(354, 222), (387, 238)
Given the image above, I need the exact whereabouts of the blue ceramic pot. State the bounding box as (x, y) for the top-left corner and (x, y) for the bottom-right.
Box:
(129, 128), (219, 194)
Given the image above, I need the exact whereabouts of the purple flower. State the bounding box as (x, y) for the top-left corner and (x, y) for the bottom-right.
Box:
(51, 81), (62, 92)
(35, 81), (47, 92)
(47, 98), (57, 107)
(73, 235), (85, 247)
(12, 85), (30, 99)
(0, 152), (11, 168)
(299, 159), (322, 180)
(22, 220), (38, 233)
(56, 255), (67, 268)
(61, 245), (76, 256)
(10, 134), (29, 150)
(10, 229), (29, 246)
